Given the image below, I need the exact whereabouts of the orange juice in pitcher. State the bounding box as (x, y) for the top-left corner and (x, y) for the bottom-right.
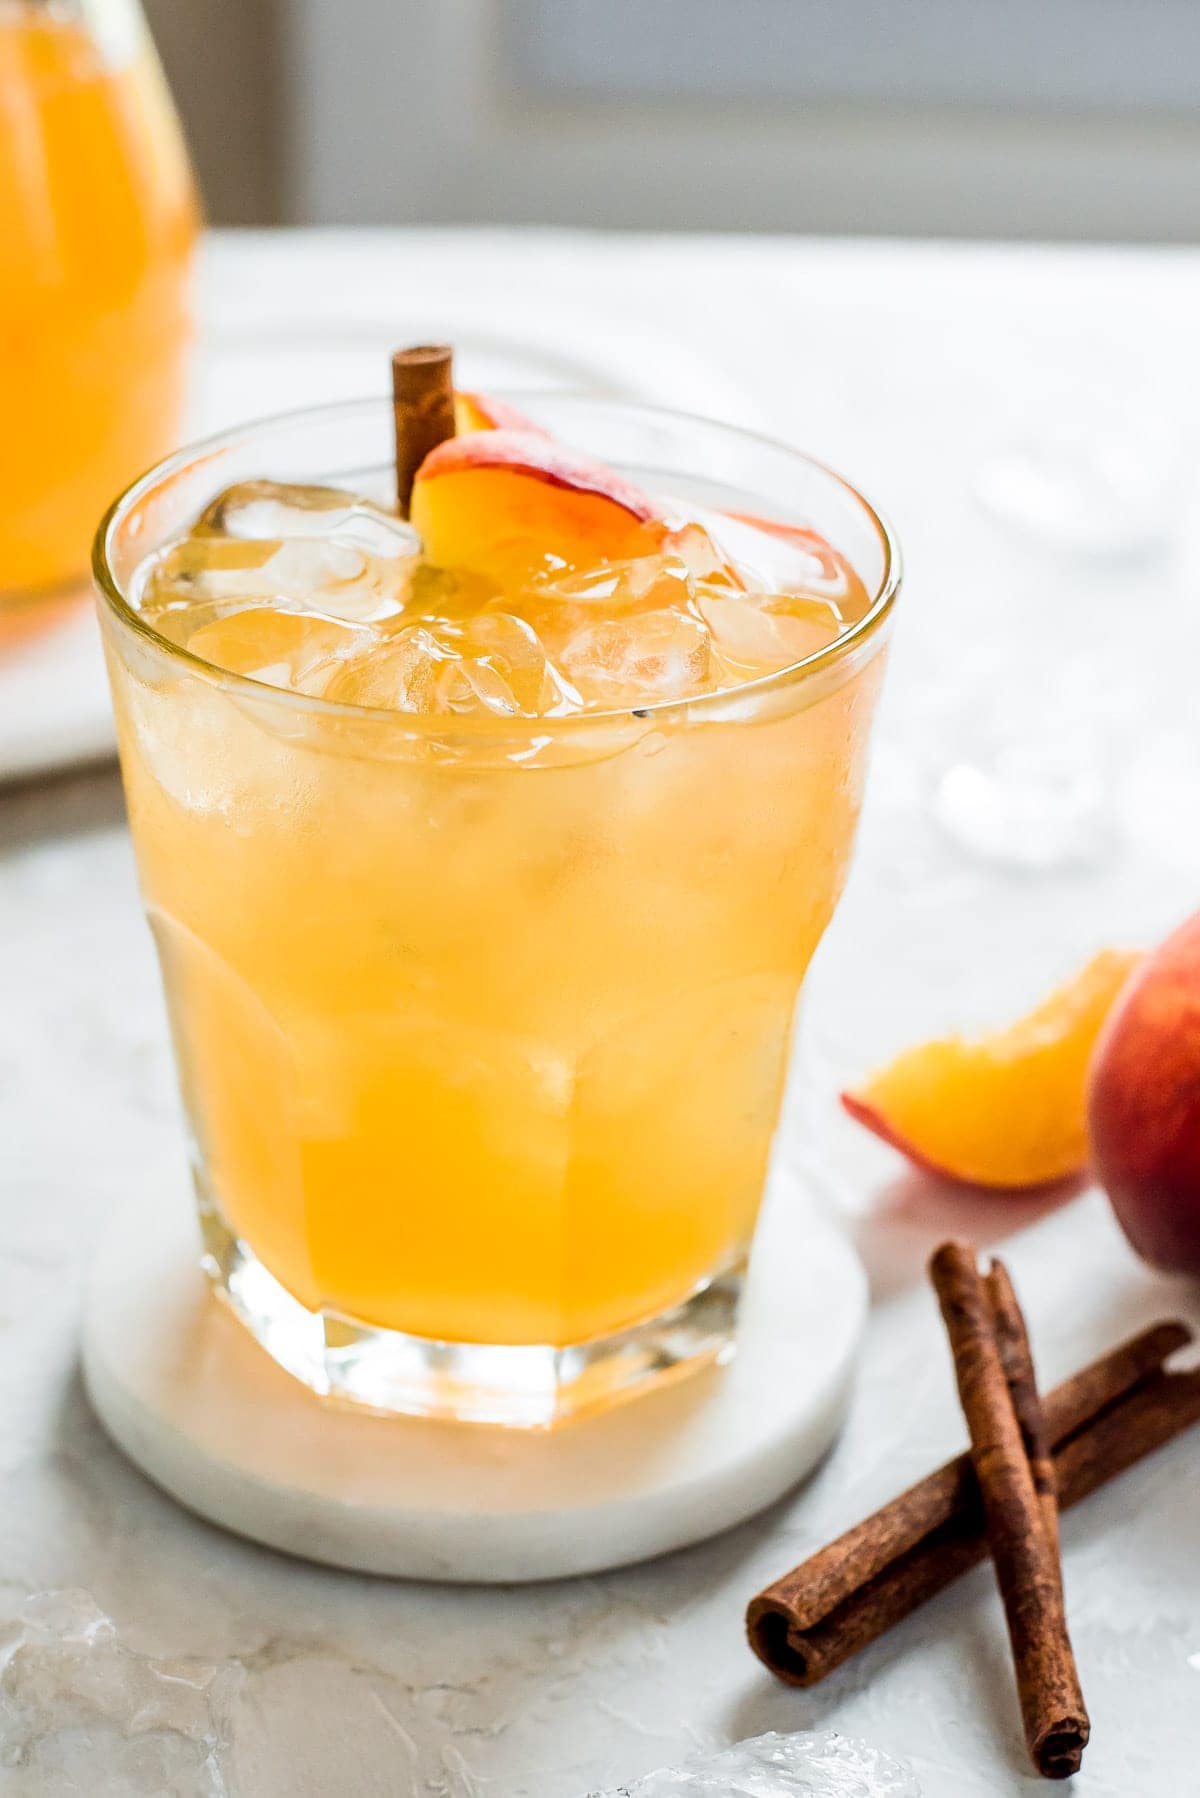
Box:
(0, 0), (198, 611)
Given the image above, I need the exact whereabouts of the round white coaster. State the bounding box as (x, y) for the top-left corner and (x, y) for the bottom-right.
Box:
(82, 1178), (866, 1583)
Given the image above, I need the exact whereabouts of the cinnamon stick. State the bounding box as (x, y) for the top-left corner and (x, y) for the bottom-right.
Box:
(747, 1319), (1194, 1686)
(986, 1259), (1059, 1556)
(392, 344), (456, 515)
(930, 1243), (1088, 1777)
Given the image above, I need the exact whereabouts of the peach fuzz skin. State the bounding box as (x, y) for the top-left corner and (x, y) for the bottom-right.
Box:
(414, 429), (658, 517)
(1088, 911), (1200, 1275)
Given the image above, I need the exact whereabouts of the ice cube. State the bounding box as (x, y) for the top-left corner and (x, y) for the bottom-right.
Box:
(433, 657), (511, 715)
(449, 612), (579, 717)
(561, 608), (713, 705)
(697, 586), (843, 675)
(661, 520), (746, 590)
(138, 483), (421, 630)
(198, 479), (419, 563)
(324, 623), (453, 713)
(534, 553), (696, 614)
(136, 537), (288, 625)
(139, 535), (410, 631)
(327, 613), (579, 718)
(184, 607), (376, 696)
(695, 509), (871, 618)
(0, 1590), (242, 1797)
(586, 1730), (920, 1798)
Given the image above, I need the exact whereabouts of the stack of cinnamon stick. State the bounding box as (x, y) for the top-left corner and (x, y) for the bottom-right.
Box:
(747, 1240), (1200, 1780)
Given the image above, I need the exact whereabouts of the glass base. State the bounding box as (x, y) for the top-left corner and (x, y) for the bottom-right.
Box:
(199, 1209), (744, 1429)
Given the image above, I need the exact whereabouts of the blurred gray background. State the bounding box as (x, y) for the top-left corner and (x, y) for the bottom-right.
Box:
(146, 0), (1200, 239)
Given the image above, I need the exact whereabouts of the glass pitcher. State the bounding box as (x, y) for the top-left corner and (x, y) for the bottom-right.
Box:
(0, 0), (198, 621)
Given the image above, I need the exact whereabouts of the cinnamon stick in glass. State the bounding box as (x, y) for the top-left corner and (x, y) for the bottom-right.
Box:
(392, 344), (456, 515)
(747, 1318), (1194, 1687)
(930, 1242), (1088, 1778)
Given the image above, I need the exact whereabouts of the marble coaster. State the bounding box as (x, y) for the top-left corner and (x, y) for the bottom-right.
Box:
(82, 1179), (865, 1583)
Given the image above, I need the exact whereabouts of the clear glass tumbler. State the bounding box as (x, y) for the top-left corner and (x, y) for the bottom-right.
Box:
(94, 396), (899, 1425)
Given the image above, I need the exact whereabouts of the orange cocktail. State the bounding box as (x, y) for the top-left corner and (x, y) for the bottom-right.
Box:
(0, 0), (196, 608)
(95, 394), (898, 1424)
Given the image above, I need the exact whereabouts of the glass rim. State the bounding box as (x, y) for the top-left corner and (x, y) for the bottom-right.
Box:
(92, 391), (902, 736)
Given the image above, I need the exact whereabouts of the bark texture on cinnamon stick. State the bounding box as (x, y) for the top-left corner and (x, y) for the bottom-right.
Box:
(393, 344), (456, 515)
(747, 1318), (1197, 1687)
(930, 1242), (1088, 1778)
(986, 1258), (1060, 1555)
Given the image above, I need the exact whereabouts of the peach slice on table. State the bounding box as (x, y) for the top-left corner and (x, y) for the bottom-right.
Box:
(411, 429), (662, 582)
(453, 391), (545, 435)
(842, 949), (1142, 1190)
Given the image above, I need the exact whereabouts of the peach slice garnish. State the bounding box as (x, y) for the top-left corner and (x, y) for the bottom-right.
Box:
(453, 391), (545, 435)
(411, 429), (661, 581)
(842, 949), (1142, 1189)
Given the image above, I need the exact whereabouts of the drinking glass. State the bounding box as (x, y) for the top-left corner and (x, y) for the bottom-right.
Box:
(95, 396), (899, 1425)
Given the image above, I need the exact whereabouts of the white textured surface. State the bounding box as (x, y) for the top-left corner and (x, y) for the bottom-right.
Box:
(3, 230), (1200, 1793)
(586, 1729), (919, 1796)
(0, 1590), (239, 1794)
(81, 1182), (863, 1584)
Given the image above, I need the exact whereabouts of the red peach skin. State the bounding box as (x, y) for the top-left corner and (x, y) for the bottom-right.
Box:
(1088, 911), (1200, 1275)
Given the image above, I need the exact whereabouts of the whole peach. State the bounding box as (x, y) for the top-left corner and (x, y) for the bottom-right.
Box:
(1088, 910), (1200, 1274)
